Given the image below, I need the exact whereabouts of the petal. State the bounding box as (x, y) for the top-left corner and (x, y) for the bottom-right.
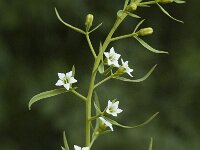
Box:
(58, 73), (65, 80)
(69, 77), (77, 84)
(111, 113), (118, 117)
(104, 52), (109, 58)
(127, 72), (133, 77)
(66, 71), (72, 77)
(64, 84), (70, 90)
(113, 61), (120, 67)
(117, 108), (123, 113)
(121, 58), (125, 65)
(107, 100), (112, 108)
(55, 80), (64, 86)
(115, 53), (121, 60)
(74, 145), (81, 150)
(82, 147), (90, 150)
(110, 47), (115, 54)
(107, 59), (112, 66)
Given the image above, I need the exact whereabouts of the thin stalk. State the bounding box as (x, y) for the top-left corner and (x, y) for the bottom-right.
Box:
(94, 75), (112, 89)
(71, 90), (87, 101)
(138, 1), (156, 6)
(85, 13), (127, 147)
(111, 33), (137, 42)
(86, 32), (97, 58)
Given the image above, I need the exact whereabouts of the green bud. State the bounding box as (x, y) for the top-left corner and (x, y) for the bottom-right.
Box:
(85, 14), (93, 31)
(126, 2), (137, 12)
(156, 0), (174, 4)
(137, 27), (153, 36)
(115, 67), (126, 75)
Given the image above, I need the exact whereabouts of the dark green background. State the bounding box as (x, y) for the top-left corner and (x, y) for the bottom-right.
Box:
(0, 0), (199, 150)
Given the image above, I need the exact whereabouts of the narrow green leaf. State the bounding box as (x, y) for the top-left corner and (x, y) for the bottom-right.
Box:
(89, 23), (103, 33)
(156, 2), (184, 23)
(29, 88), (68, 110)
(134, 36), (168, 54)
(123, 0), (130, 10)
(55, 8), (86, 34)
(98, 62), (105, 74)
(94, 91), (101, 111)
(61, 146), (65, 150)
(126, 12), (141, 18)
(174, 0), (186, 4)
(105, 112), (159, 129)
(114, 65), (157, 83)
(63, 131), (70, 150)
(72, 65), (75, 76)
(148, 137), (153, 150)
(134, 19), (145, 33)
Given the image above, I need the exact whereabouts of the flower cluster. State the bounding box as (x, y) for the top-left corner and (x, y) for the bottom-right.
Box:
(98, 100), (123, 131)
(104, 47), (133, 77)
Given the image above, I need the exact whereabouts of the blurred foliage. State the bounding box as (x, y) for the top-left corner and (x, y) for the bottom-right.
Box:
(0, 0), (199, 150)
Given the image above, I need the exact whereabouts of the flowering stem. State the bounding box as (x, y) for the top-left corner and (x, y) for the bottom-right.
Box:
(111, 33), (137, 42)
(138, 1), (156, 6)
(85, 13), (127, 147)
(94, 75), (112, 89)
(86, 32), (97, 59)
(71, 90), (87, 102)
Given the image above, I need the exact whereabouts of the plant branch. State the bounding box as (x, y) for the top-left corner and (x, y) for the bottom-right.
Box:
(71, 90), (87, 102)
(86, 32), (97, 59)
(94, 75), (112, 89)
(111, 33), (137, 42)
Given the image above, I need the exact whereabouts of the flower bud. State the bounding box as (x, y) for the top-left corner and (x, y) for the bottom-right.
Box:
(115, 67), (126, 75)
(85, 14), (93, 31)
(137, 27), (153, 36)
(156, 0), (174, 4)
(126, 2), (137, 12)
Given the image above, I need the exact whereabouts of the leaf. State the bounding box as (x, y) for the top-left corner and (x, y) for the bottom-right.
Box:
(63, 131), (70, 150)
(72, 65), (75, 76)
(134, 36), (168, 54)
(114, 65), (157, 83)
(134, 19), (145, 33)
(174, 0), (186, 4)
(55, 8), (86, 34)
(98, 62), (104, 74)
(148, 137), (153, 150)
(94, 91), (101, 111)
(89, 22), (103, 33)
(156, 2), (184, 23)
(29, 88), (69, 110)
(126, 11), (141, 19)
(105, 112), (159, 129)
(61, 146), (65, 150)
(123, 0), (130, 10)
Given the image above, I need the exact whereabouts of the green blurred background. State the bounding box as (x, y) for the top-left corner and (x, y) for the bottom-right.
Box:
(0, 0), (199, 150)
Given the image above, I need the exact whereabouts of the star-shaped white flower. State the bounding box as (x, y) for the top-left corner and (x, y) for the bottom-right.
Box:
(55, 71), (77, 90)
(121, 59), (133, 77)
(99, 117), (113, 131)
(74, 145), (89, 150)
(104, 47), (121, 67)
(106, 100), (123, 117)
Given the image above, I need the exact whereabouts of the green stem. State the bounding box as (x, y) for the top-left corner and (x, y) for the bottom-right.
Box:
(85, 13), (127, 147)
(71, 90), (87, 101)
(138, 1), (156, 6)
(94, 75), (112, 89)
(86, 32), (97, 58)
(111, 33), (137, 42)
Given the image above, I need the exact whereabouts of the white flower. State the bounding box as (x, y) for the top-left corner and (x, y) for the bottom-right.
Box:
(55, 71), (77, 90)
(106, 100), (123, 117)
(99, 117), (113, 131)
(104, 47), (121, 67)
(74, 145), (89, 150)
(121, 59), (133, 77)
